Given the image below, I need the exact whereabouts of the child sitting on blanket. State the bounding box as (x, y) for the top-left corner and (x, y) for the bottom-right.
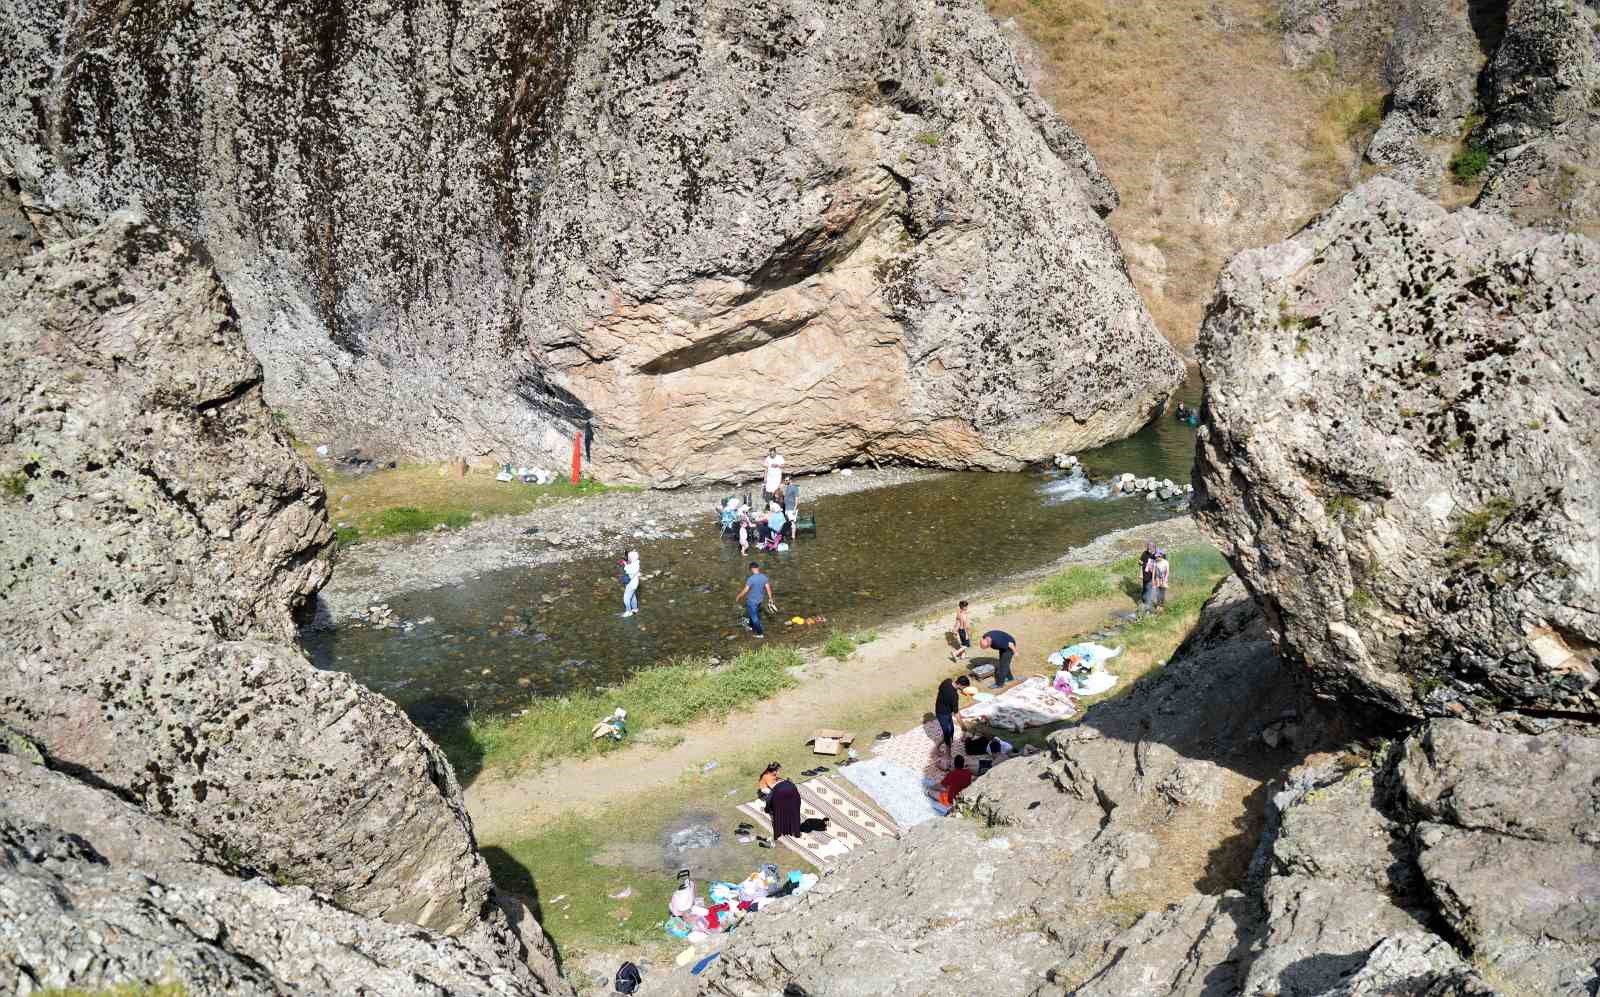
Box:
(927, 755), (975, 807)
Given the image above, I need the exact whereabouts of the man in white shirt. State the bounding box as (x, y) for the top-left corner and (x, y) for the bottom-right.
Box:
(763, 449), (784, 503)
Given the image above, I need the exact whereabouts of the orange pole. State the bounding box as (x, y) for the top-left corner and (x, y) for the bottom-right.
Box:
(571, 433), (582, 485)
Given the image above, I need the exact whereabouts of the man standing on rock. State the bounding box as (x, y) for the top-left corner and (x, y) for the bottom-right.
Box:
(979, 630), (1018, 689)
(736, 562), (776, 639)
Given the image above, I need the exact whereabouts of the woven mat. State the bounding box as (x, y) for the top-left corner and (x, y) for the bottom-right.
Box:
(869, 717), (950, 781)
(736, 777), (900, 869)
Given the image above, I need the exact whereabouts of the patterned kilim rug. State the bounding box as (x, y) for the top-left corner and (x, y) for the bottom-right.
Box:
(736, 776), (900, 869)
(869, 716), (948, 781)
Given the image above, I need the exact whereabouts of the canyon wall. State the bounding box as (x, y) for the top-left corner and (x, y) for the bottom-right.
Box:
(0, 215), (564, 994)
(1, 0), (1182, 485)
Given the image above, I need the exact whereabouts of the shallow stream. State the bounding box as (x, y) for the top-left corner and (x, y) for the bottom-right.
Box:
(304, 378), (1202, 726)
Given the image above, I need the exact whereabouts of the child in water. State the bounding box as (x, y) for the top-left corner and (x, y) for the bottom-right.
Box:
(951, 599), (971, 662)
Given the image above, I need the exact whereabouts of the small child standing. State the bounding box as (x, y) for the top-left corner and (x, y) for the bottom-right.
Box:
(951, 599), (971, 662)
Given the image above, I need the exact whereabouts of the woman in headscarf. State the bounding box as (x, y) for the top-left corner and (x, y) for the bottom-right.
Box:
(757, 762), (783, 800)
(764, 775), (803, 841)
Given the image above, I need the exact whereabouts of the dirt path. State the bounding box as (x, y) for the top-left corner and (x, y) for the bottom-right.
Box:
(466, 588), (1131, 842)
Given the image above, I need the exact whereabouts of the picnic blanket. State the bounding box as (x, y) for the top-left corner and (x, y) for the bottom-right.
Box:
(869, 716), (949, 781)
(737, 776), (900, 869)
(840, 759), (949, 828)
(958, 676), (1077, 731)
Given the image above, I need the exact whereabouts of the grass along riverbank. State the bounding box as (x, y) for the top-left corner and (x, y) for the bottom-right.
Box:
(473, 545), (1234, 977)
(304, 455), (635, 546)
(436, 647), (803, 783)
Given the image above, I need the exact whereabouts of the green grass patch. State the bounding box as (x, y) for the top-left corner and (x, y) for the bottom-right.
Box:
(852, 630), (879, 645)
(1035, 561), (1124, 609)
(310, 457), (640, 541)
(437, 647), (803, 780)
(1447, 496), (1516, 566)
(822, 631), (858, 659)
(372, 505), (473, 536)
(483, 817), (678, 960)
(333, 524), (363, 548)
(913, 130), (941, 147)
(1449, 145), (1490, 183)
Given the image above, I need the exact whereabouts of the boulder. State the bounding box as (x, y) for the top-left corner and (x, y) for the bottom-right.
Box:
(0, 217), (561, 987)
(0, 214), (331, 641)
(1396, 719), (1600, 995)
(1, 755), (548, 995)
(1240, 758), (1448, 995)
(1, 0), (1181, 485)
(1194, 178), (1600, 722)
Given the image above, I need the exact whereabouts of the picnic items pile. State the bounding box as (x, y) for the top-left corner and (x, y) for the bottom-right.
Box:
(1048, 642), (1122, 696)
(663, 866), (818, 943)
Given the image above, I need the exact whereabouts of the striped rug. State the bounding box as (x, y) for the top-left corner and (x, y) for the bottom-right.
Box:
(736, 776), (901, 869)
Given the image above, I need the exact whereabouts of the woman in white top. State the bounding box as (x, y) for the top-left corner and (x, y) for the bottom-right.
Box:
(764, 449), (784, 501)
(622, 550), (641, 617)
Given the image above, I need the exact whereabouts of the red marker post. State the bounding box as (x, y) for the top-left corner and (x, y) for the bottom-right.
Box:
(571, 433), (582, 486)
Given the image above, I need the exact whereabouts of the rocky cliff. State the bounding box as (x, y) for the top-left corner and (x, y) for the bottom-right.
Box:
(1194, 178), (1598, 722)
(0, 216), (564, 994)
(1, 0), (1182, 485)
(1292, 0), (1600, 236)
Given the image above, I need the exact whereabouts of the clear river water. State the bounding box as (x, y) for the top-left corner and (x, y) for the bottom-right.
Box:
(304, 377), (1202, 729)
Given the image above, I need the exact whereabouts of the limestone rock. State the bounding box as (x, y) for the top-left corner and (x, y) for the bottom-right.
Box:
(1397, 720), (1600, 995)
(1241, 759), (1449, 995)
(0, 217), (561, 987)
(1194, 178), (1600, 722)
(1475, 120), (1600, 240)
(1, 0), (1181, 485)
(0, 756), (548, 996)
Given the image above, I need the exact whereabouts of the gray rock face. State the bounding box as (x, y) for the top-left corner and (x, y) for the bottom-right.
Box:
(701, 576), (1303, 996)
(0, 212), (331, 641)
(1, 0), (1181, 485)
(1194, 178), (1600, 722)
(1480, 0), (1600, 151)
(1, 755), (548, 996)
(1241, 758), (1459, 996)
(1365, 0), (1485, 196)
(1398, 720), (1600, 995)
(0, 216), (560, 988)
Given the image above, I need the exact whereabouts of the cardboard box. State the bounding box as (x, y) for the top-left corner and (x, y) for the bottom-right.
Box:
(806, 729), (855, 755)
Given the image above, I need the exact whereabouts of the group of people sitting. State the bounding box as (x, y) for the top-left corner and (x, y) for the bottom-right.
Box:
(719, 449), (802, 553)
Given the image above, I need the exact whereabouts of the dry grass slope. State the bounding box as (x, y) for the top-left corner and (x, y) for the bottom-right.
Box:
(991, 0), (1385, 350)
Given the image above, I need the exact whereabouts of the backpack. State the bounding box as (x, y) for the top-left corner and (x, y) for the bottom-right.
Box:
(615, 961), (642, 994)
